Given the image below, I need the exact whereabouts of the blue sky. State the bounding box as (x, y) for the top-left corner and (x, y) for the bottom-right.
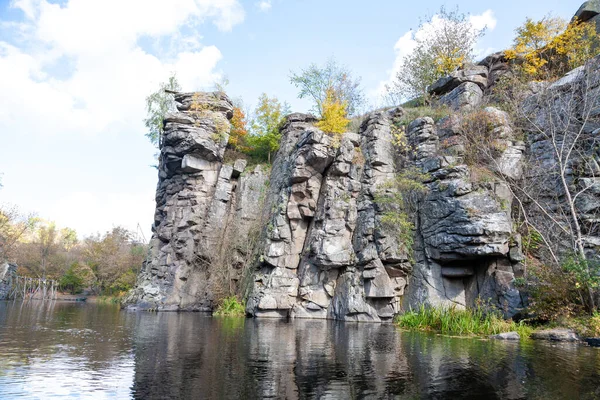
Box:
(0, 0), (580, 239)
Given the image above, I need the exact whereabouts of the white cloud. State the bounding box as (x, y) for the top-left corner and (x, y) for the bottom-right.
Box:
(0, 0), (244, 237)
(1, 0), (243, 137)
(469, 10), (497, 32)
(257, 1), (272, 12)
(374, 9), (497, 103)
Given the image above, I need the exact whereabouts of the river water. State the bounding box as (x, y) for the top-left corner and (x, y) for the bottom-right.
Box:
(0, 301), (599, 399)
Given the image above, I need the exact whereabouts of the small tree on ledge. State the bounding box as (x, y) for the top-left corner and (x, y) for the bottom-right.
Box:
(316, 88), (350, 141)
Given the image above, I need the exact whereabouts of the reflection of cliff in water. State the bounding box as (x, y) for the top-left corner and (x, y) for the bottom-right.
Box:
(131, 316), (600, 400)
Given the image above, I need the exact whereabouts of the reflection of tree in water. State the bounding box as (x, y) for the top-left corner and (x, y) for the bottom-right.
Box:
(4, 303), (598, 399)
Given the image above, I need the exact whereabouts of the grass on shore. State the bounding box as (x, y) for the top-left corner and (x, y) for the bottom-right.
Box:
(550, 312), (600, 338)
(395, 305), (533, 338)
(214, 296), (246, 317)
(93, 291), (128, 305)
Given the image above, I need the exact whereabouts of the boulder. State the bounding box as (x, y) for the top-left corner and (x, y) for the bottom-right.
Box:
(438, 82), (483, 110)
(573, 1), (600, 23)
(490, 332), (520, 340)
(531, 329), (579, 342)
(429, 66), (489, 95)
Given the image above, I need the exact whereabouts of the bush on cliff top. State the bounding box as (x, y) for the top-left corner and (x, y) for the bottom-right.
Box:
(316, 88), (350, 146)
(506, 16), (600, 80)
(386, 6), (484, 105)
(245, 93), (290, 164)
(290, 58), (364, 117)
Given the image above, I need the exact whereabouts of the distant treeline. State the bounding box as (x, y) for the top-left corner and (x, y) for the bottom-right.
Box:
(0, 205), (146, 295)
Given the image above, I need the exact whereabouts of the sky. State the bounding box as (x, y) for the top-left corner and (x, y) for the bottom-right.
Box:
(0, 0), (581, 240)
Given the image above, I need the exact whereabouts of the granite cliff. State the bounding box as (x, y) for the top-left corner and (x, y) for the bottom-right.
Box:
(125, 19), (600, 321)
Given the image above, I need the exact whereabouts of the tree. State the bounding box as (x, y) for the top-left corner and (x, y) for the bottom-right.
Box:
(0, 205), (37, 262)
(83, 227), (145, 294)
(229, 106), (249, 150)
(13, 220), (80, 280)
(59, 262), (95, 294)
(316, 88), (350, 138)
(386, 7), (484, 104)
(37, 222), (58, 279)
(290, 58), (364, 117)
(144, 74), (181, 148)
(246, 93), (290, 163)
(506, 16), (600, 80)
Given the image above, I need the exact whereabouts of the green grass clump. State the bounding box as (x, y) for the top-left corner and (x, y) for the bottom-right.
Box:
(214, 296), (246, 317)
(395, 304), (533, 338)
(398, 105), (451, 126)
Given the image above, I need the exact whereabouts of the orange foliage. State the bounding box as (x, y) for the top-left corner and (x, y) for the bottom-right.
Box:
(229, 107), (248, 150)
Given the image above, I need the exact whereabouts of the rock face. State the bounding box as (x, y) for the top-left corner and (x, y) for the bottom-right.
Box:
(125, 93), (527, 319)
(124, 92), (268, 311)
(429, 62), (504, 110)
(242, 104), (526, 321)
(574, 1), (600, 33)
(246, 109), (409, 321)
(126, 48), (600, 321)
(402, 108), (526, 317)
(0, 263), (16, 300)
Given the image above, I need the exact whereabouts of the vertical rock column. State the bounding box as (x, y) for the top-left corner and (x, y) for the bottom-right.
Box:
(246, 115), (336, 317)
(339, 108), (410, 321)
(403, 108), (526, 317)
(124, 92), (234, 311)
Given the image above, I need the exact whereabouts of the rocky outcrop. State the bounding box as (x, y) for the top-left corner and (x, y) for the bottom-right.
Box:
(0, 263), (16, 300)
(127, 32), (600, 320)
(126, 91), (528, 319)
(243, 102), (527, 320)
(574, 1), (600, 32)
(429, 63), (497, 110)
(124, 92), (268, 311)
(401, 107), (526, 317)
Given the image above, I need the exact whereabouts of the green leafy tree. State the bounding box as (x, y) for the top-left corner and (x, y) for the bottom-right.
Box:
(59, 262), (95, 294)
(386, 7), (484, 104)
(83, 227), (146, 294)
(144, 74), (181, 148)
(290, 58), (364, 117)
(247, 94), (290, 163)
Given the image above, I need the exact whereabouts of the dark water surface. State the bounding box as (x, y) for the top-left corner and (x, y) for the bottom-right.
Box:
(1, 301), (599, 399)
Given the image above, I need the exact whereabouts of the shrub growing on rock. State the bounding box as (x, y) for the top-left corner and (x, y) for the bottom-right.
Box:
(246, 93), (290, 163)
(386, 7), (485, 104)
(316, 88), (350, 146)
(290, 58), (364, 117)
(375, 169), (429, 258)
(506, 16), (600, 80)
(229, 106), (249, 151)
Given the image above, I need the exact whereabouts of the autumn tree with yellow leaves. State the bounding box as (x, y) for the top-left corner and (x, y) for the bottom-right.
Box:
(290, 58), (364, 117)
(316, 88), (350, 144)
(506, 16), (600, 80)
